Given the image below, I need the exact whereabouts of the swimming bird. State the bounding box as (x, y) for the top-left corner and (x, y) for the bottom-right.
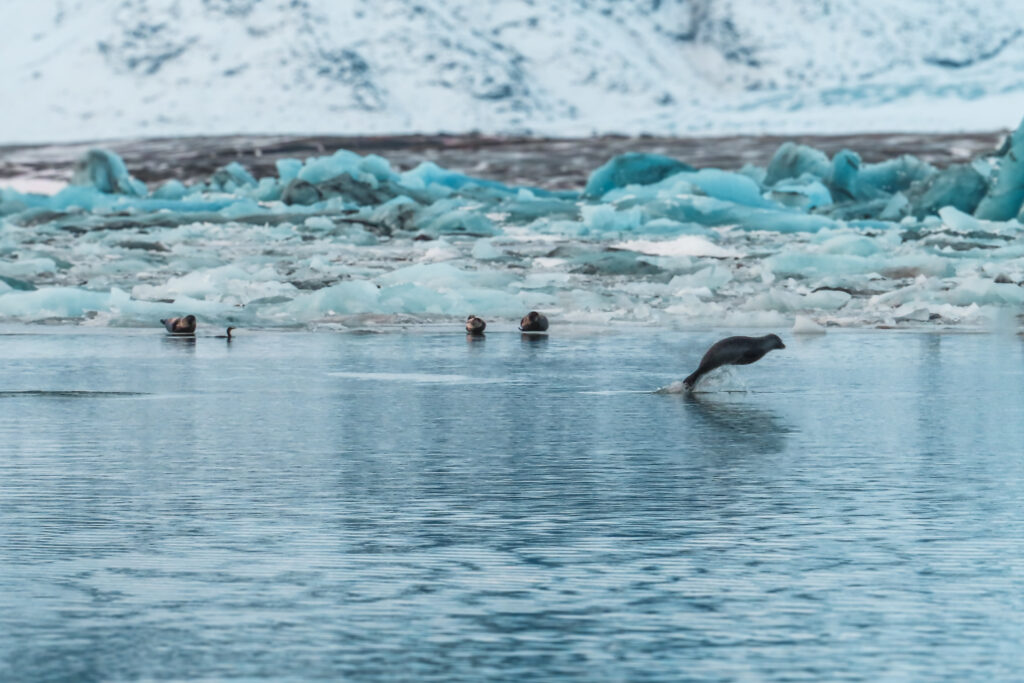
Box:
(214, 326), (236, 340)
(465, 315), (486, 335)
(519, 311), (549, 332)
(683, 334), (785, 390)
(161, 315), (197, 334)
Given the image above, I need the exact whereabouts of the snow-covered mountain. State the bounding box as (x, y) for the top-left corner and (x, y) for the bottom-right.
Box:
(3, 0), (1024, 143)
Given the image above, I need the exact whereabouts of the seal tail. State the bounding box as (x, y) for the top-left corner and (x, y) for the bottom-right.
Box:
(683, 370), (701, 390)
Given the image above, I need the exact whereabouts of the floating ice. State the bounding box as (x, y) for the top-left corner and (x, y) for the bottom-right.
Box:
(3, 124), (1024, 330)
(72, 149), (147, 196)
(975, 123), (1024, 221)
(611, 236), (742, 259)
(764, 143), (832, 186)
(793, 315), (827, 334)
(583, 153), (694, 198)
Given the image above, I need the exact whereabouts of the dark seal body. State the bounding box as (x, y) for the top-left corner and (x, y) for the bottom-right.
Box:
(684, 334), (785, 389)
(465, 315), (486, 335)
(161, 315), (197, 334)
(519, 311), (549, 332)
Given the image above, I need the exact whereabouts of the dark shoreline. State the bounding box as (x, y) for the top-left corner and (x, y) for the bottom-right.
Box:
(0, 131), (1008, 190)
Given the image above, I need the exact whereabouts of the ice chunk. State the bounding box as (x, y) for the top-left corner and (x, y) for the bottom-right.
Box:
(947, 277), (1024, 306)
(498, 195), (579, 224)
(827, 149), (872, 202)
(0, 286), (113, 319)
(276, 158), (303, 182)
(281, 179), (324, 206)
(298, 149), (394, 185)
(369, 196), (421, 234)
(284, 279), (382, 317)
(580, 205), (645, 234)
(669, 265), (733, 293)
(768, 175), (833, 210)
(815, 233), (883, 257)
(303, 216), (335, 231)
(583, 153), (694, 198)
(642, 196), (837, 232)
(0, 257), (58, 278)
(0, 275), (36, 292)
(612, 236), (741, 259)
(858, 155), (935, 195)
(906, 164), (987, 218)
(975, 118), (1024, 220)
(153, 179), (188, 200)
(879, 192), (910, 221)
(72, 150), (147, 196)
(400, 161), (515, 198)
(210, 162), (257, 191)
(935, 206), (1020, 238)
(416, 198), (497, 236)
(803, 289), (851, 310)
(764, 143), (831, 186)
(793, 315), (826, 334)
(568, 250), (664, 276)
(823, 151), (933, 206)
(684, 169), (778, 209)
(376, 262), (514, 291)
(471, 239), (504, 260)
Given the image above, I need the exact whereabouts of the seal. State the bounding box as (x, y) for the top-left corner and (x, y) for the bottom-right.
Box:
(465, 315), (486, 335)
(519, 311), (549, 332)
(214, 326), (236, 340)
(161, 315), (197, 334)
(683, 334), (785, 390)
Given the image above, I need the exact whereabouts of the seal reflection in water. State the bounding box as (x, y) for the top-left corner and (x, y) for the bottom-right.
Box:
(160, 314), (196, 334)
(683, 334), (785, 390)
(465, 315), (486, 335)
(519, 311), (549, 332)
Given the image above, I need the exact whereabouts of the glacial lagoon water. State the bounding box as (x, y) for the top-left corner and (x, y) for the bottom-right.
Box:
(2, 325), (1024, 680)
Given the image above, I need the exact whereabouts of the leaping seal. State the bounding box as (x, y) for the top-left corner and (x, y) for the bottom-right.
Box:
(519, 311), (549, 332)
(465, 315), (486, 335)
(161, 315), (197, 334)
(684, 334), (785, 390)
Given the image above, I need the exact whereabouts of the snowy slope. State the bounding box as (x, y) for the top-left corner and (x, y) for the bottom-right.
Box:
(2, 0), (1024, 143)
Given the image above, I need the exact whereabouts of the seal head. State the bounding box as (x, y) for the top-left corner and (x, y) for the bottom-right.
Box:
(519, 311), (549, 332)
(465, 315), (486, 335)
(160, 315), (197, 334)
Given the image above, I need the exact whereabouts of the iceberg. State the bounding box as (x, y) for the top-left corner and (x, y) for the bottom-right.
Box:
(72, 149), (148, 196)
(583, 153), (694, 198)
(764, 143), (831, 186)
(975, 120), (1024, 220)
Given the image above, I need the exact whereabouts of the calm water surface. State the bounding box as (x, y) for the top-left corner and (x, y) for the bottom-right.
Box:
(2, 326), (1023, 681)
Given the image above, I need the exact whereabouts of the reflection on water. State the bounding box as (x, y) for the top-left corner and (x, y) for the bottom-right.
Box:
(683, 392), (792, 455)
(159, 334), (196, 352)
(1, 328), (1024, 681)
(0, 390), (146, 398)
